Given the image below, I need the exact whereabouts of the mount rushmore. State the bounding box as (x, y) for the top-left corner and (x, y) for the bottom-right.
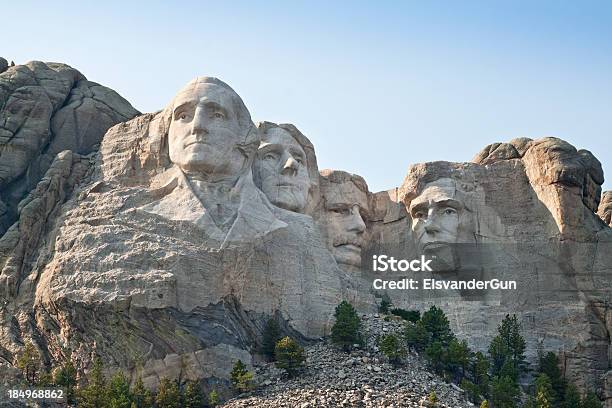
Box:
(0, 60), (610, 403)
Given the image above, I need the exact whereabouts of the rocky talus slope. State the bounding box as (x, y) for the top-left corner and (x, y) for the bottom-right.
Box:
(223, 314), (471, 408)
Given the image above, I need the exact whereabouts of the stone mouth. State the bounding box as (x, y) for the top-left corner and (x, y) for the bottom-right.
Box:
(184, 138), (209, 148)
(335, 243), (361, 252)
(422, 241), (450, 251)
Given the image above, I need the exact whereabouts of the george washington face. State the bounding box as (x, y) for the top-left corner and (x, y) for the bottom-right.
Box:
(168, 81), (250, 179)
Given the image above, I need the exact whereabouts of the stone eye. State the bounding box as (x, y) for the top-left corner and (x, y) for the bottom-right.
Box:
(214, 112), (225, 119)
(413, 211), (425, 219)
(264, 153), (277, 161)
(444, 208), (457, 215)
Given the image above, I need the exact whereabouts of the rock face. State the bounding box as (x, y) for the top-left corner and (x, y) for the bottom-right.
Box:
(599, 191), (612, 227)
(387, 137), (610, 401)
(0, 70), (609, 404)
(0, 58), (8, 74)
(0, 61), (139, 235)
(2, 77), (353, 394)
(0, 60), (138, 390)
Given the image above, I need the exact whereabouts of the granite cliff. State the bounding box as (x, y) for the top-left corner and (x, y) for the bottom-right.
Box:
(0, 61), (609, 404)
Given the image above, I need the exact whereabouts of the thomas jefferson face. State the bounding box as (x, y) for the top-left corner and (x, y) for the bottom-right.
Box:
(409, 178), (466, 255)
(168, 82), (248, 178)
(253, 127), (311, 213)
(321, 180), (368, 269)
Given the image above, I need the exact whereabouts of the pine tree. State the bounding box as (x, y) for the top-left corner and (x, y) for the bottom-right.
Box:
(563, 383), (581, 408)
(424, 341), (445, 374)
(490, 375), (518, 408)
(230, 360), (254, 392)
(53, 361), (77, 403)
(460, 379), (480, 404)
(582, 391), (603, 408)
(428, 391), (438, 405)
(274, 336), (306, 377)
(499, 358), (519, 384)
(230, 360), (247, 388)
(16, 342), (42, 384)
(156, 377), (181, 408)
(261, 318), (282, 359)
(182, 380), (204, 408)
(378, 333), (406, 366)
(108, 371), (132, 408)
(445, 338), (470, 381)
(78, 357), (110, 408)
(331, 301), (361, 351)
(537, 352), (565, 405)
(534, 373), (553, 408)
(403, 320), (430, 351)
(378, 293), (392, 314)
(38, 370), (54, 386)
(208, 389), (220, 407)
(131, 377), (153, 408)
(523, 396), (536, 408)
(472, 351), (490, 399)
(489, 314), (525, 382)
(421, 306), (453, 345)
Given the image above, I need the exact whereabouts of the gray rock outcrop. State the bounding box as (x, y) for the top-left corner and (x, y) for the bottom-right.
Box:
(0, 61), (139, 235)
(599, 191), (612, 227)
(0, 69), (608, 404)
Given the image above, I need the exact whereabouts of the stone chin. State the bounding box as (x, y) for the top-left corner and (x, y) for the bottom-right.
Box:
(332, 244), (362, 268)
(421, 242), (458, 274)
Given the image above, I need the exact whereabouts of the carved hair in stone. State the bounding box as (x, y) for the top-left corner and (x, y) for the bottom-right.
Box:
(317, 170), (369, 272)
(253, 122), (319, 214)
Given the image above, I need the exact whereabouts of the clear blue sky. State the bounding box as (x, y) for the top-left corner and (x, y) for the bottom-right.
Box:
(4, 1), (611, 192)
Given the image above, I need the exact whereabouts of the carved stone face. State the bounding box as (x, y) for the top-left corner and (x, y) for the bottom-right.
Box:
(409, 178), (472, 256)
(320, 178), (368, 269)
(168, 82), (248, 178)
(253, 127), (311, 212)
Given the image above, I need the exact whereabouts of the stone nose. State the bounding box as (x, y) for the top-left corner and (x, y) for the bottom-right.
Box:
(281, 155), (298, 176)
(347, 205), (366, 233)
(423, 216), (441, 234)
(191, 110), (209, 135)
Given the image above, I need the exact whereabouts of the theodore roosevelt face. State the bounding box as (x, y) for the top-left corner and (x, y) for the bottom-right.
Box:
(320, 179), (368, 269)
